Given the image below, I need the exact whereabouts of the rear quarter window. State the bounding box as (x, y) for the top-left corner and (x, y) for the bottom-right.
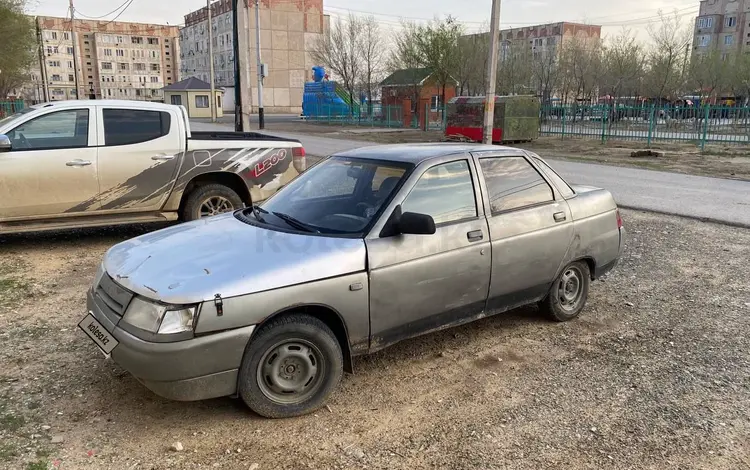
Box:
(102, 108), (171, 146)
(532, 157), (575, 199)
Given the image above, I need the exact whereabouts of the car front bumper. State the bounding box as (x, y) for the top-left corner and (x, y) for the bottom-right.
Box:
(86, 289), (254, 401)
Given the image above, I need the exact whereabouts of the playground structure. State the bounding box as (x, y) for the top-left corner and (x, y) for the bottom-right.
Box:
(302, 66), (360, 118)
(445, 95), (540, 143)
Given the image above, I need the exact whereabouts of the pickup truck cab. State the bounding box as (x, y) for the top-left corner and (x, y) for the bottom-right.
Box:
(81, 143), (625, 419)
(0, 100), (305, 234)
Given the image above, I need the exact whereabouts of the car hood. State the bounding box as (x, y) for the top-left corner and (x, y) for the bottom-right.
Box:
(103, 213), (366, 304)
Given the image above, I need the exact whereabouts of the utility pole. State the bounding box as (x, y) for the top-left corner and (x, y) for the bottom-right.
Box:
(36, 17), (49, 102)
(231, 0), (251, 131)
(482, 0), (502, 144)
(69, 0), (81, 100)
(255, 0), (265, 129)
(207, 0), (217, 122)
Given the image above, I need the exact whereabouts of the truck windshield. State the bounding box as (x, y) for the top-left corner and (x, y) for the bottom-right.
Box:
(254, 156), (411, 236)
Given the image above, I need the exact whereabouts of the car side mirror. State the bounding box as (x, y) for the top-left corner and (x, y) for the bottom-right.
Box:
(0, 135), (11, 152)
(399, 211), (436, 235)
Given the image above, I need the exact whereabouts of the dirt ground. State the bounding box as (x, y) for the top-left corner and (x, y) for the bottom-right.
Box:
(264, 121), (750, 181)
(1, 210), (749, 470)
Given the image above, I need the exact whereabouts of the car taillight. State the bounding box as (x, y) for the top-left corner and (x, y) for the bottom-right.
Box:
(292, 146), (306, 173)
(616, 208), (623, 229)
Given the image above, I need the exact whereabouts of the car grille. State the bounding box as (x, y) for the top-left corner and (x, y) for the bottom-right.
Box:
(95, 274), (134, 320)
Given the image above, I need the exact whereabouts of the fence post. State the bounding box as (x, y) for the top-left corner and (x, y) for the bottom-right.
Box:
(600, 104), (607, 143)
(561, 105), (566, 140)
(701, 104), (710, 151)
(647, 104), (655, 147)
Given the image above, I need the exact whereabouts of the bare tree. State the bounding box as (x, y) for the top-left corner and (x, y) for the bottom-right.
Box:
(688, 49), (731, 100)
(415, 16), (464, 113)
(456, 31), (489, 96)
(530, 42), (561, 105)
(0, 0), (36, 98)
(496, 41), (533, 96)
(599, 29), (645, 103)
(311, 14), (364, 114)
(563, 35), (602, 104)
(358, 16), (386, 116)
(643, 10), (692, 101)
(389, 21), (424, 116)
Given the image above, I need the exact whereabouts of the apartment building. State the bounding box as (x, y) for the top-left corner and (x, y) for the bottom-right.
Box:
(693, 0), (750, 56)
(34, 16), (179, 101)
(179, 0), (327, 113)
(498, 22), (602, 58)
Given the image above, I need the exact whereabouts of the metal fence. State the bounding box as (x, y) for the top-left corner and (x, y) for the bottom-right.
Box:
(0, 100), (25, 119)
(303, 103), (447, 130)
(540, 104), (750, 149)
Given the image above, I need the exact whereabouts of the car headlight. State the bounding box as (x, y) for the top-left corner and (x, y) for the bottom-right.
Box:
(122, 296), (197, 335)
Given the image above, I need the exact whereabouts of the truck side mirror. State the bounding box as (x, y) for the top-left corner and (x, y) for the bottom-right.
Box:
(0, 135), (11, 152)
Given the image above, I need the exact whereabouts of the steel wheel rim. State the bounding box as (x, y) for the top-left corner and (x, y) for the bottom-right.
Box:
(199, 196), (233, 218)
(257, 339), (326, 405)
(557, 266), (583, 312)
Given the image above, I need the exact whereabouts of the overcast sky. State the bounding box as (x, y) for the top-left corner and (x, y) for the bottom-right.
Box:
(28, 0), (698, 39)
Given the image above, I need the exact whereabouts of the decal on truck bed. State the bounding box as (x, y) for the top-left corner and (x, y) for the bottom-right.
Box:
(64, 147), (295, 213)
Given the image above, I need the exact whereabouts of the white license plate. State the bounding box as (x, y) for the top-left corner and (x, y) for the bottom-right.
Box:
(78, 313), (119, 355)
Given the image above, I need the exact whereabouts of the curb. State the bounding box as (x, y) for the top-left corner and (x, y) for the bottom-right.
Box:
(618, 205), (750, 230)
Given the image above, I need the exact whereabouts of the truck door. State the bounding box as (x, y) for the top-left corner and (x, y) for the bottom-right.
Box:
(94, 106), (182, 212)
(0, 106), (100, 220)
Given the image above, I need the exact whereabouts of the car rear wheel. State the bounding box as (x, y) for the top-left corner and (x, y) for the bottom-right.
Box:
(540, 261), (590, 322)
(238, 314), (343, 419)
(182, 184), (244, 221)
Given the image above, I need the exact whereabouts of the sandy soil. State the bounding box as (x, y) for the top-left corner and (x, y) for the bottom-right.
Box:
(0, 210), (749, 469)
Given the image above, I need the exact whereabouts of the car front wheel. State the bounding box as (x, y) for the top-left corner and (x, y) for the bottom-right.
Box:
(540, 261), (590, 322)
(238, 314), (343, 419)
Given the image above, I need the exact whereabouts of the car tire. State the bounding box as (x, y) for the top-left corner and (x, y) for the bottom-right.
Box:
(540, 261), (590, 322)
(238, 314), (343, 419)
(181, 184), (244, 221)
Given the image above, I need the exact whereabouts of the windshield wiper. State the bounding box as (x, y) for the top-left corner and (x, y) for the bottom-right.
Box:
(272, 212), (320, 233)
(250, 204), (268, 222)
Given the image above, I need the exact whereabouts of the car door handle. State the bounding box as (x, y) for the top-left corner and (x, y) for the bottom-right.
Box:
(151, 154), (175, 161)
(66, 159), (92, 167)
(554, 212), (567, 222)
(467, 230), (484, 242)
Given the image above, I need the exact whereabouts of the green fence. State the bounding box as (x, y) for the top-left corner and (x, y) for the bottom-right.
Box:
(0, 100), (25, 119)
(304, 103), (447, 130)
(540, 104), (750, 149)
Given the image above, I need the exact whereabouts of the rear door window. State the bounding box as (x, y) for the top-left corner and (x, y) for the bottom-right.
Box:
(102, 108), (171, 146)
(479, 156), (554, 213)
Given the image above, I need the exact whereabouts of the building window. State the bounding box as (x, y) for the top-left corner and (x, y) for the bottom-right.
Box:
(48, 60), (61, 67)
(47, 31), (58, 40)
(119, 63), (129, 70)
(104, 48), (112, 56)
(67, 61), (73, 68)
(724, 34), (734, 45)
(132, 36), (144, 44)
(150, 63), (160, 72)
(150, 76), (159, 83)
(51, 74), (62, 81)
(195, 95), (209, 108)
(726, 16), (737, 28)
(66, 47), (74, 54)
(699, 35), (711, 47)
(116, 35), (124, 43)
(534, 38), (543, 47)
(116, 49), (124, 57)
(63, 32), (70, 40)
(134, 63), (146, 71)
(101, 62), (113, 70)
(430, 95), (441, 111)
(148, 38), (159, 45)
(697, 17), (713, 28)
(68, 74), (74, 82)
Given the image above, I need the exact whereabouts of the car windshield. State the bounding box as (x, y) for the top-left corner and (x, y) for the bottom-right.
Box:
(252, 156), (411, 236)
(0, 106), (38, 128)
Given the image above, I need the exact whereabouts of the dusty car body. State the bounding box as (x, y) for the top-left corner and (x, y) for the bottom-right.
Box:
(80, 143), (625, 418)
(0, 100), (305, 234)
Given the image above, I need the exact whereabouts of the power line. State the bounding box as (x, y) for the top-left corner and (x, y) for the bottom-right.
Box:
(99, 0), (136, 26)
(74, 0), (132, 20)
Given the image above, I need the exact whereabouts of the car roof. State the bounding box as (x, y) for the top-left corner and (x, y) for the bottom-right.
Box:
(334, 143), (525, 164)
(30, 100), (174, 111)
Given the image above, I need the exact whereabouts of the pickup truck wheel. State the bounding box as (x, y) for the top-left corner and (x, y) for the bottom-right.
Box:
(238, 314), (343, 419)
(182, 184), (243, 221)
(540, 261), (590, 322)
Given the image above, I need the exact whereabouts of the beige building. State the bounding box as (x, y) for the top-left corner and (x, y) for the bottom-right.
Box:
(497, 22), (602, 57)
(163, 77), (225, 118)
(34, 16), (179, 102)
(179, 0), (328, 113)
(693, 0), (750, 57)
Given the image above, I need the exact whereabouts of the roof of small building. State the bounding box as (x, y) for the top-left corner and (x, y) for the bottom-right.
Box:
(163, 77), (213, 91)
(380, 68), (435, 87)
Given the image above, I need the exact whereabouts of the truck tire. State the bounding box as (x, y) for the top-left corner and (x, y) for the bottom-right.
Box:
(181, 184), (244, 221)
(540, 261), (590, 322)
(238, 314), (343, 419)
